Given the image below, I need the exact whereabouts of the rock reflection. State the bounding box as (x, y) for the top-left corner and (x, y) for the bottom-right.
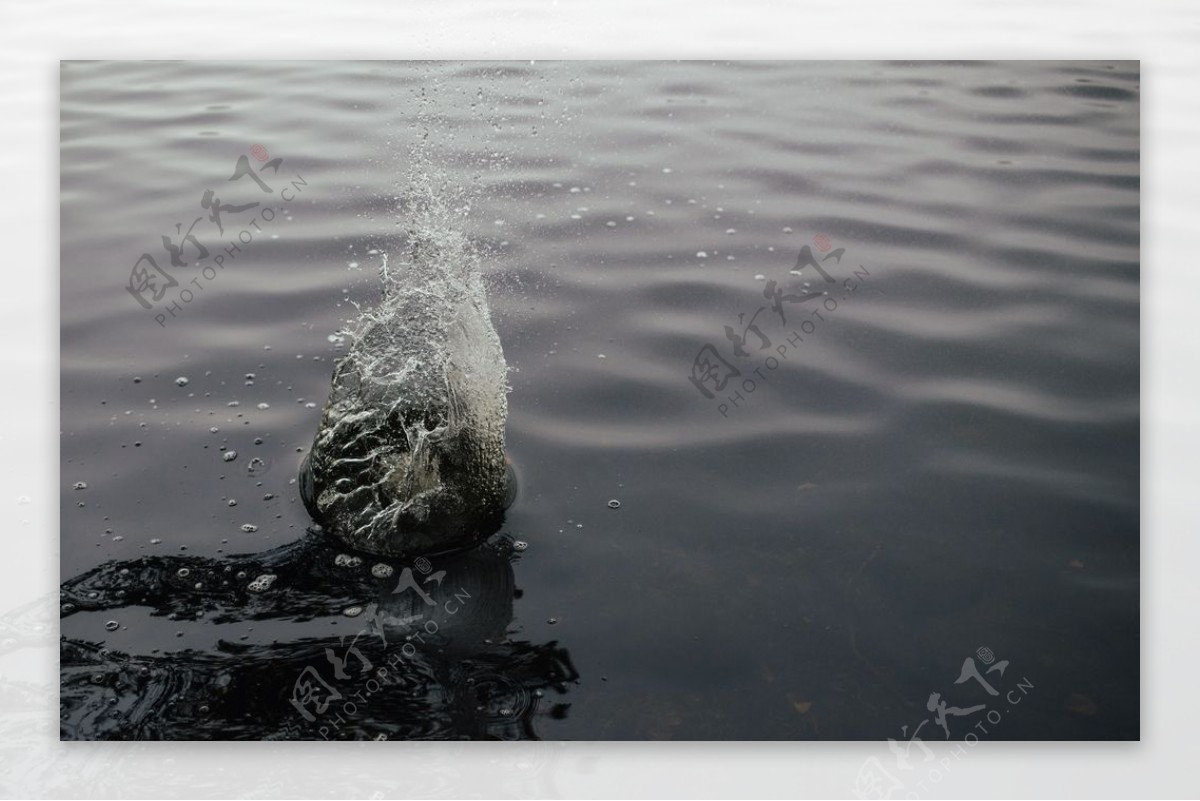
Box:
(60, 534), (577, 740)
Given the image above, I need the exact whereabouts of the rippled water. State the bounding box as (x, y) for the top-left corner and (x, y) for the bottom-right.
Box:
(60, 60), (1139, 740)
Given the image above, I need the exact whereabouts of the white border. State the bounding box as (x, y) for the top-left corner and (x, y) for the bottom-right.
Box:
(3, 1), (1195, 797)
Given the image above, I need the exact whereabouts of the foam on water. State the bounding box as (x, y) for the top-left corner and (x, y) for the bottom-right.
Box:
(303, 175), (510, 557)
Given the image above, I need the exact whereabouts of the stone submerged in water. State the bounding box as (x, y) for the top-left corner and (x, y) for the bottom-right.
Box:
(301, 214), (511, 558)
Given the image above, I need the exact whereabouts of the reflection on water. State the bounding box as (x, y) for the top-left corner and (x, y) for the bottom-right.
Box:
(60, 535), (577, 740)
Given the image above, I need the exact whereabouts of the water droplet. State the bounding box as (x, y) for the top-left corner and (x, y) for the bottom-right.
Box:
(223, 450), (238, 462)
(247, 573), (277, 593)
(335, 554), (363, 569)
(547, 617), (558, 624)
(256, 403), (270, 410)
(343, 606), (364, 617)
(512, 540), (528, 552)
(176, 568), (190, 578)
(754, 274), (766, 281)
(73, 482), (87, 490)
(696, 251), (708, 259)
(150, 538), (162, 545)
(607, 499), (621, 509)
(175, 377), (189, 387)
(240, 524), (258, 533)
(104, 620), (119, 632)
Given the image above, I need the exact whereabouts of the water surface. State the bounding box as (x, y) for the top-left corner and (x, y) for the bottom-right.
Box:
(60, 60), (1139, 740)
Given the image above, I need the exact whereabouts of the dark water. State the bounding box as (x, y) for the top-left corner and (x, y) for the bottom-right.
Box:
(59, 61), (1139, 740)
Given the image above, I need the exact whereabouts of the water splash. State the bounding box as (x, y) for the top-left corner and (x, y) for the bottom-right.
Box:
(302, 176), (510, 557)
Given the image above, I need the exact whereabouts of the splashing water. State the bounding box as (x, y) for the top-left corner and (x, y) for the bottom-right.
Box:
(301, 179), (510, 557)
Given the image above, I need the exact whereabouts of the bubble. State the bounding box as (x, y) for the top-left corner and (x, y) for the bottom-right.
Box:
(73, 482), (87, 490)
(547, 617), (558, 624)
(176, 568), (190, 578)
(175, 377), (189, 387)
(133, 376), (142, 383)
(754, 274), (766, 281)
(696, 251), (708, 259)
(150, 538), (162, 545)
(607, 499), (621, 509)
(240, 524), (258, 533)
(228, 499), (238, 507)
(512, 540), (528, 552)
(257, 403), (270, 410)
(104, 620), (119, 632)
(371, 563), (395, 579)
(223, 450), (238, 462)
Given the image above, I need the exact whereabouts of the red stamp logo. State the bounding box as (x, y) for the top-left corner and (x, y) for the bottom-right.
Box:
(813, 233), (832, 253)
(250, 144), (269, 163)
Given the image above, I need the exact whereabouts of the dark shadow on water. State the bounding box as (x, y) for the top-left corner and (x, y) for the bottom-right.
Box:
(59, 533), (578, 740)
